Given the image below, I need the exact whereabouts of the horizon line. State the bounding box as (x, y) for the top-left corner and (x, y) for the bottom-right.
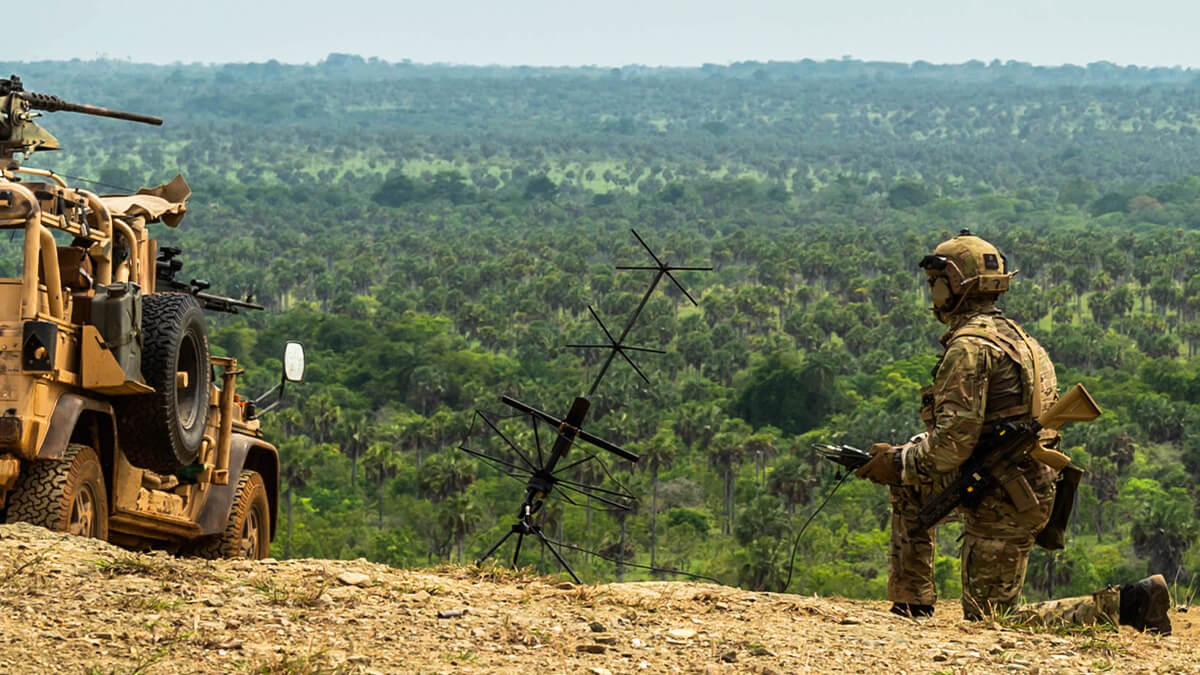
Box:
(6, 54), (1198, 72)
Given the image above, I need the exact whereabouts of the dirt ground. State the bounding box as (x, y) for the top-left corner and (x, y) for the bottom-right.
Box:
(0, 522), (1196, 674)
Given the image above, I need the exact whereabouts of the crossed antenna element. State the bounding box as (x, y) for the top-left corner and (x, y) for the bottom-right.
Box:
(460, 230), (711, 582)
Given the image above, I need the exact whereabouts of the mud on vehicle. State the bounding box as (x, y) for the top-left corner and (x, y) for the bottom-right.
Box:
(0, 75), (303, 558)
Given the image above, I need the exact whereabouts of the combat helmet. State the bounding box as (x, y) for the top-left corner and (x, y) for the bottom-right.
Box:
(919, 229), (1012, 319)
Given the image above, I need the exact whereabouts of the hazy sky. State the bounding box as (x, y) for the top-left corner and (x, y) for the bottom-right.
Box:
(17, 0), (1200, 68)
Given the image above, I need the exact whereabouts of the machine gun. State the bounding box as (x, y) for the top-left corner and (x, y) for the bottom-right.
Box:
(1, 74), (161, 159)
(156, 246), (264, 315)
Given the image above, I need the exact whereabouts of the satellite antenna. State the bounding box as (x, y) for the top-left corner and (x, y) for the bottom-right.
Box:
(460, 230), (711, 582)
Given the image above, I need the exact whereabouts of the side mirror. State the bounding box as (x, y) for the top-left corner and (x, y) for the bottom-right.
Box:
(249, 340), (306, 420)
(283, 341), (305, 382)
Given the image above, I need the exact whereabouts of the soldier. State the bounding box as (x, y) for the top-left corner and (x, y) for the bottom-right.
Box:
(853, 230), (1171, 633)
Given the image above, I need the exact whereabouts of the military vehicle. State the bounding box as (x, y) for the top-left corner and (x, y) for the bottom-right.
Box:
(0, 75), (303, 558)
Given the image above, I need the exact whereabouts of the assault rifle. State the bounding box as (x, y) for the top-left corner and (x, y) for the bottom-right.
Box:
(907, 383), (1099, 537)
(813, 384), (1099, 546)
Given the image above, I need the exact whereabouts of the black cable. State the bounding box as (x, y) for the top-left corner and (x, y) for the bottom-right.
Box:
(780, 470), (854, 594)
(545, 535), (725, 585)
(44, 171), (135, 194)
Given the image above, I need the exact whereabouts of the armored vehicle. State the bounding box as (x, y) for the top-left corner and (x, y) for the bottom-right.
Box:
(0, 75), (302, 558)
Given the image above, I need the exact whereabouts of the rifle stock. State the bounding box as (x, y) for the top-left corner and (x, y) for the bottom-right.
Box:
(1037, 383), (1102, 430)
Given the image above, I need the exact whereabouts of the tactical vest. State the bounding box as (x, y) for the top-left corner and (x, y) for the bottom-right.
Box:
(921, 313), (1069, 472)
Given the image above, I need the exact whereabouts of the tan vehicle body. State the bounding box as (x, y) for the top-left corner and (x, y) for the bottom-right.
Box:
(0, 79), (281, 557)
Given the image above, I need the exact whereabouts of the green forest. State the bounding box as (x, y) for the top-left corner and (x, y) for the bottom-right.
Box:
(5, 56), (1200, 604)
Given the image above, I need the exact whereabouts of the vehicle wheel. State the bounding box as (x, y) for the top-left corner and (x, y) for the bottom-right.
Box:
(116, 293), (211, 473)
(190, 470), (270, 560)
(4, 444), (109, 540)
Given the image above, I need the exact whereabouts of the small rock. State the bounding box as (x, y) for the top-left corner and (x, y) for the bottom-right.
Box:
(258, 557), (279, 565)
(595, 636), (618, 645)
(1000, 638), (1017, 649)
(750, 647), (775, 657)
(589, 621), (607, 633)
(204, 596), (225, 607)
(589, 668), (613, 675)
(411, 590), (431, 602)
(720, 650), (737, 663)
(336, 572), (370, 587)
(667, 628), (697, 640)
(437, 608), (468, 619)
(989, 645), (1004, 655)
(838, 617), (861, 625)
(556, 582), (576, 589)
(714, 602), (730, 610)
(932, 653), (949, 662)
(631, 638), (646, 648)
(576, 644), (608, 654)
(702, 665), (722, 674)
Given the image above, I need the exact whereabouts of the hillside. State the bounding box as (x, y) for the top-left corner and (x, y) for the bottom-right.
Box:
(1, 524), (1194, 674)
(3, 60), (1200, 642)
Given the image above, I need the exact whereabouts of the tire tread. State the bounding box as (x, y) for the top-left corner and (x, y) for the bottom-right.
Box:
(5, 444), (108, 539)
(190, 470), (269, 559)
(116, 293), (210, 473)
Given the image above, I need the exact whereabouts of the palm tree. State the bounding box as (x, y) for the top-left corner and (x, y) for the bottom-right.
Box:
(743, 427), (780, 489)
(417, 452), (477, 503)
(767, 454), (812, 517)
(636, 425), (679, 570)
(708, 418), (750, 535)
(278, 437), (320, 558)
(362, 439), (405, 529)
(439, 493), (484, 564)
(334, 411), (371, 487)
(302, 392), (341, 444)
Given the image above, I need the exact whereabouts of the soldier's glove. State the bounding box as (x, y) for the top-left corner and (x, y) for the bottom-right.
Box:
(855, 442), (901, 485)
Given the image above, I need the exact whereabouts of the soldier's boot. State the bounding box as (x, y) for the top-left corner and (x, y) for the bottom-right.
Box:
(1119, 574), (1172, 635)
(890, 603), (934, 618)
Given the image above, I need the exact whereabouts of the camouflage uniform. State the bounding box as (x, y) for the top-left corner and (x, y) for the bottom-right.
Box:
(892, 300), (1061, 619)
(1016, 587), (1121, 627)
(876, 231), (1164, 631)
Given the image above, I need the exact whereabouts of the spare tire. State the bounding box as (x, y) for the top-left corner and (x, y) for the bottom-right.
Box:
(116, 293), (211, 473)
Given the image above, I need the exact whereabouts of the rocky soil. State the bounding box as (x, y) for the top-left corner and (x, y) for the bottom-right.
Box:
(0, 523), (1196, 674)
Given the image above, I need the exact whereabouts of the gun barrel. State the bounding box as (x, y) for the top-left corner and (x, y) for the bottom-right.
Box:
(194, 291), (264, 313)
(18, 92), (163, 126)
